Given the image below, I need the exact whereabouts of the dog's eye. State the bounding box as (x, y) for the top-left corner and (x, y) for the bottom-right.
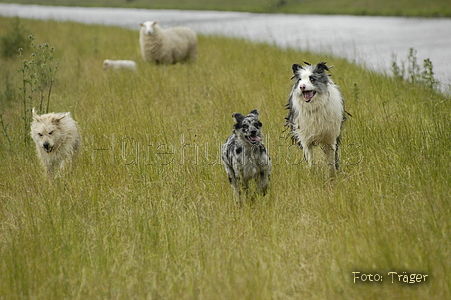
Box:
(48, 131), (53, 135)
(38, 133), (43, 137)
(242, 124), (249, 130)
(254, 122), (262, 128)
(309, 75), (315, 82)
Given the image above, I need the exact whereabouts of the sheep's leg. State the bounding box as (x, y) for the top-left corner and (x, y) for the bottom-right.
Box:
(188, 45), (197, 62)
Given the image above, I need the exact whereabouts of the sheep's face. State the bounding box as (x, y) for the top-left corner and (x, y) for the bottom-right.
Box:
(140, 21), (156, 35)
(102, 59), (111, 70)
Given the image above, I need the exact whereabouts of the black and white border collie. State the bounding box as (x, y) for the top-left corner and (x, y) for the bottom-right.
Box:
(285, 61), (347, 178)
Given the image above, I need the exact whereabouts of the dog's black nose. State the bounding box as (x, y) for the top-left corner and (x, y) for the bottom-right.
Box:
(43, 142), (50, 149)
(250, 130), (257, 136)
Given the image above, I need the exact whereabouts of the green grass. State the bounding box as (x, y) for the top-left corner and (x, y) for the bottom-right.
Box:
(1, 17), (451, 299)
(0, 0), (450, 17)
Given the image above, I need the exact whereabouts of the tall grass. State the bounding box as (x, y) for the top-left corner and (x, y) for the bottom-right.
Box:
(0, 17), (450, 299)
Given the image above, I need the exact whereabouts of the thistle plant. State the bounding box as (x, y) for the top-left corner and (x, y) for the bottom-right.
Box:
(17, 35), (58, 144)
(391, 48), (438, 91)
(421, 58), (438, 90)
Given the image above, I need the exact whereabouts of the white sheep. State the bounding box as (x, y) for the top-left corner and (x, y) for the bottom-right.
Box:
(139, 21), (197, 64)
(102, 59), (137, 71)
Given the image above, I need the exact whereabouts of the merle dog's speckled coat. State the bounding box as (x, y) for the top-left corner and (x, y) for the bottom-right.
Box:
(222, 109), (271, 205)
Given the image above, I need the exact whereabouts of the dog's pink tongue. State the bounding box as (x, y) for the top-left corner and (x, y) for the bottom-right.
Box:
(249, 136), (261, 142)
(303, 91), (314, 102)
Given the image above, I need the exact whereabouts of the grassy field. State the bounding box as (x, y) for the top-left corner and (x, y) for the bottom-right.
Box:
(1, 17), (450, 299)
(0, 0), (450, 17)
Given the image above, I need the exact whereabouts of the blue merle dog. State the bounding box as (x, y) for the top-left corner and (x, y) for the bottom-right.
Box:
(222, 109), (271, 206)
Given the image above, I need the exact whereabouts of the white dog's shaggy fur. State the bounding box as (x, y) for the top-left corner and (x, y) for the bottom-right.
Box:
(285, 61), (346, 178)
(31, 109), (81, 176)
(102, 59), (137, 71)
(139, 21), (197, 64)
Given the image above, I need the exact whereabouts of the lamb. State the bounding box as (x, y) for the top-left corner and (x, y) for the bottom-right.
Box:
(139, 21), (197, 64)
(102, 59), (137, 71)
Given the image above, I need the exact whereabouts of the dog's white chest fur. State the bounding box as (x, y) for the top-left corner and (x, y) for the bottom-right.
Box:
(291, 83), (343, 146)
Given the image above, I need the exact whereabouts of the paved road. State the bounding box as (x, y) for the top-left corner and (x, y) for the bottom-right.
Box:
(1, 3), (450, 90)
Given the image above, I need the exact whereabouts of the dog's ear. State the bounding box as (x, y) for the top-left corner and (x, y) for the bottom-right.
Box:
(314, 62), (330, 73)
(32, 108), (41, 122)
(52, 113), (68, 124)
(303, 61), (311, 66)
(292, 63), (302, 74)
(232, 113), (245, 124)
(249, 109), (259, 117)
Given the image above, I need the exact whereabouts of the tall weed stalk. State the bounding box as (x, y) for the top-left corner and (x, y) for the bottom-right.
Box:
(0, 111), (12, 149)
(0, 71), (15, 149)
(17, 35), (58, 144)
(391, 48), (438, 90)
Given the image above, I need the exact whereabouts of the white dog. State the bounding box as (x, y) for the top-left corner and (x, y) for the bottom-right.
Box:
(285, 61), (347, 178)
(31, 109), (81, 177)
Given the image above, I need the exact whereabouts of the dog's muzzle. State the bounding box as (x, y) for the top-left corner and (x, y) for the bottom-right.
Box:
(299, 84), (316, 103)
(43, 142), (53, 153)
(247, 135), (261, 144)
(302, 90), (316, 103)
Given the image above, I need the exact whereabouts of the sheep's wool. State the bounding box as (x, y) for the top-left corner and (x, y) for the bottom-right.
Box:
(139, 21), (197, 64)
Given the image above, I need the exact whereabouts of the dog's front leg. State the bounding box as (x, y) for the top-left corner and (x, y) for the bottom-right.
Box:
(323, 143), (337, 178)
(304, 144), (314, 167)
(256, 170), (270, 196)
(334, 138), (341, 171)
(47, 166), (54, 179)
(228, 174), (243, 207)
(241, 179), (251, 204)
(59, 156), (68, 172)
(233, 183), (243, 207)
